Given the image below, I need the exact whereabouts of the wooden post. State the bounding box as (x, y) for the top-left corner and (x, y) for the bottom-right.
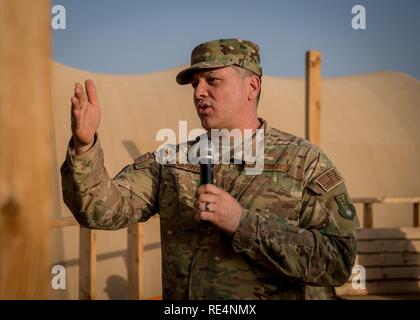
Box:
(305, 51), (322, 145)
(79, 227), (96, 299)
(414, 203), (419, 227)
(363, 203), (373, 228)
(0, 0), (52, 299)
(127, 223), (145, 299)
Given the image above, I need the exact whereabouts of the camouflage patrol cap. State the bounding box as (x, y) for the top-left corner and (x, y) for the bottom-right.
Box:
(176, 38), (262, 85)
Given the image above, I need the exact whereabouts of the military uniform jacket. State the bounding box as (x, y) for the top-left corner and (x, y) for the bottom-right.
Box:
(61, 119), (359, 299)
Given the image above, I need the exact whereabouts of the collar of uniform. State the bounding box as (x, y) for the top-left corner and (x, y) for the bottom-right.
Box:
(212, 118), (268, 163)
(185, 118), (271, 165)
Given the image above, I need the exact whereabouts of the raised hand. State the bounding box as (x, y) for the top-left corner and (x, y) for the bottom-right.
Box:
(70, 79), (101, 154)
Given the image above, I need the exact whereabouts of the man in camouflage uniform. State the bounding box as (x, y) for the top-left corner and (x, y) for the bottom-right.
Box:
(61, 38), (359, 299)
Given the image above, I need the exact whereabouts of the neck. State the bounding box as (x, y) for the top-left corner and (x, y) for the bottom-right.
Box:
(229, 115), (261, 134)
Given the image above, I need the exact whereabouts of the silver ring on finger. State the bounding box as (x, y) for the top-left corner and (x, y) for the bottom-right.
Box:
(205, 201), (211, 212)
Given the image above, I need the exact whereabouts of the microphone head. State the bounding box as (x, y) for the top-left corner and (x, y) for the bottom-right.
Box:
(197, 138), (215, 185)
(198, 139), (216, 165)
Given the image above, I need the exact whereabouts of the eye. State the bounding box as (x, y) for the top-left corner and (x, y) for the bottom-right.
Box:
(191, 80), (198, 88)
(207, 77), (219, 85)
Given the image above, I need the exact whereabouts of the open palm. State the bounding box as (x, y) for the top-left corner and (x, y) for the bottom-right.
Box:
(71, 79), (101, 151)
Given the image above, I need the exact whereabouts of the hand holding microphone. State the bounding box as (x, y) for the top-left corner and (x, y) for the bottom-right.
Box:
(194, 138), (243, 235)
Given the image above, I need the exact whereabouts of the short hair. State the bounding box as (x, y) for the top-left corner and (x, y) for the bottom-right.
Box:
(233, 65), (261, 105)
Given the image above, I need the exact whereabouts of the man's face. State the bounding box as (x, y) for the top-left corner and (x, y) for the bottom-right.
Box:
(191, 66), (249, 130)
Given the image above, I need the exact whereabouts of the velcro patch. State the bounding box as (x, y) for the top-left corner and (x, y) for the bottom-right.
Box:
(335, 193), (356, 220)
(315, 168), (344, 192)
(244, 163), (290, 172)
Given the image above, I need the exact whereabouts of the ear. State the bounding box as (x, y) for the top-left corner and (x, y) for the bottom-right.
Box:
(248, 75), (261, 101)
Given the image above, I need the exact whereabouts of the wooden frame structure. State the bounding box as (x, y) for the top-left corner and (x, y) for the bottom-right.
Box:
(50, 217), (149, 300)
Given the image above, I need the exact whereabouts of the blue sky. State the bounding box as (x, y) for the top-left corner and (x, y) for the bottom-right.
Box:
(52, 0), (420, 79)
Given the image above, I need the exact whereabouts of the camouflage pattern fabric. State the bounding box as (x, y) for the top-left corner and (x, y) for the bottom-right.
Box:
(61, 119), (359, 300)
(176, 38), (262, 85)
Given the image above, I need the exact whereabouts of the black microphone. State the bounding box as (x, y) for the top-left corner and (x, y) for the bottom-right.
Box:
(198, 140), (215, 186)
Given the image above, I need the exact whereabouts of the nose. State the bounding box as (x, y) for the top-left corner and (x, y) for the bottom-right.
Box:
(194, 79), (209, 100)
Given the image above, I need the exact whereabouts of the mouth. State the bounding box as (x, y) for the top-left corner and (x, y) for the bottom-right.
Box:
(197, 102), (213, 116)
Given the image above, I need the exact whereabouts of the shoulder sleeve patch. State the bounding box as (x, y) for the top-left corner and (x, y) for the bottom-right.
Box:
(335, 193), (356, 220)
(315, 168), (344, 192)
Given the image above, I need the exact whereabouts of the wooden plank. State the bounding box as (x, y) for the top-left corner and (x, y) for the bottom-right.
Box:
(363, 203), (373, 228)
(414, 203), (419, 227)
(353, 197), (382, 204)
(79, 227), (96, 300)
(305, 50), (321, 146)
(348, 266), (420, 281)
(127, 223), (145, 300)
(357, 228), (420, 240)
(383, 197), (420, 204)
(356, 253), (420, 267)
(353, 197), (420, 204)
(0, 0), (51, 299)
(358, 239), (420, 253)
(49, 216), (78, 228)
(335, 280), (420, 296)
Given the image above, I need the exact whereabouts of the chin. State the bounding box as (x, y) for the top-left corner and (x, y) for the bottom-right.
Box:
(200, 117), (212, 130)
(201, 119), (211, 130)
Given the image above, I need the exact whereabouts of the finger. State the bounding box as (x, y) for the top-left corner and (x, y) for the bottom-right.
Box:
(194, 211), (215, 222)
(198, 193), (218, 203)
(198, 211), (215, 223)
(71, 96), (81, 111)
(197, 184), (223, 196)
(74, 82), (87, 104)
(71, 96), (85, 130)
(85, 79), (99, 105)
(194, 194), (217, 211)
(197, 201), (217, 212)
(71, 106), (77, 131)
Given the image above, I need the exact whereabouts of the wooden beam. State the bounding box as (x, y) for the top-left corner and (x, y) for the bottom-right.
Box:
(0, 0), (52, 299)
(414, 203), (419, 227)
(305, 50), (322, 146)
(358, 240), (420, 253)
(356, 253), (420, 267)
(357, 228), (420, 240)
(346, 266), (420, 281)
(127, 223), (145, 300)
(363, 203), (373, 228)
(353, 197), (382, 204)
(79, 227), (96, 300)
(353, 197), (420, 204)
(383, 198), (420, 204)
(49, 216), (78, 228)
